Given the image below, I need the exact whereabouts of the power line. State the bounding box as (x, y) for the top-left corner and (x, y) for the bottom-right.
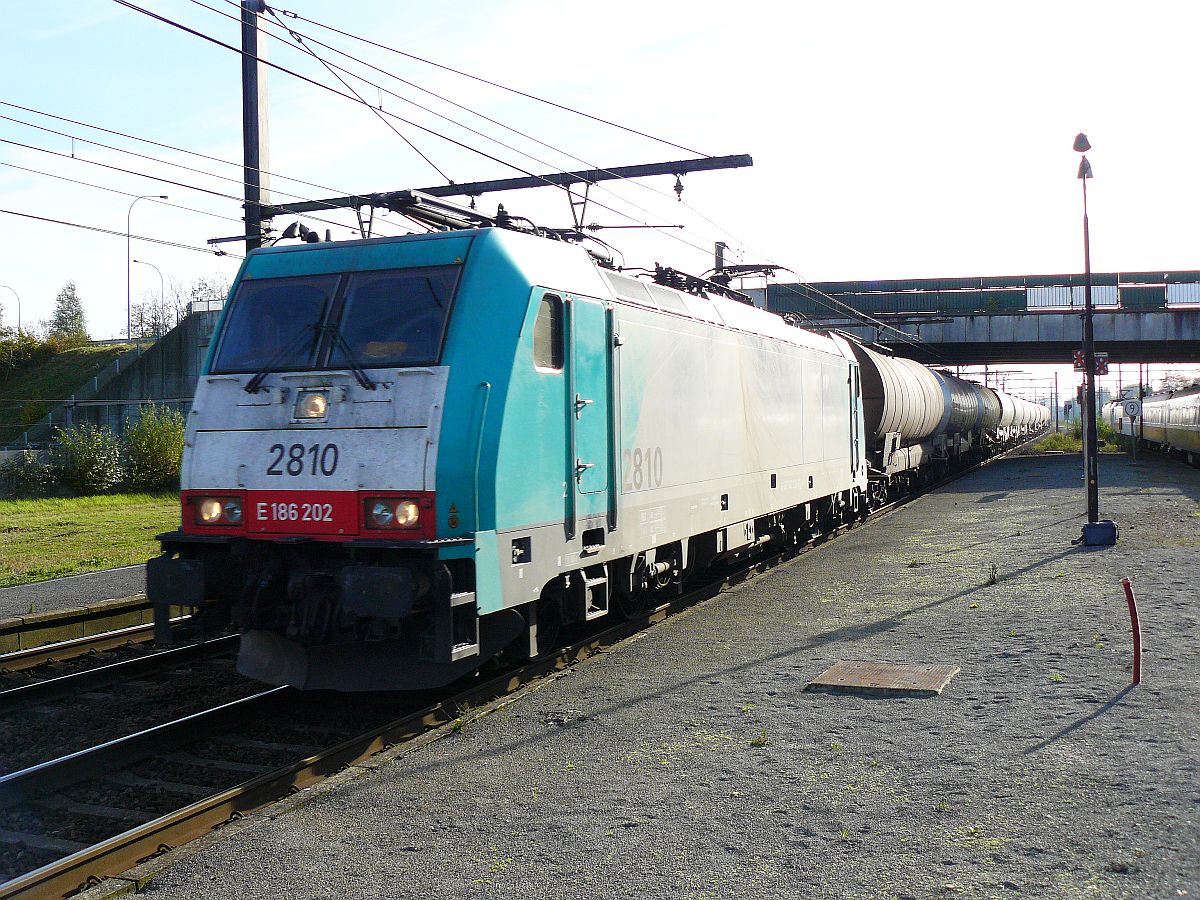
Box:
(265, 2), (708, 158)
(0, 160), (246, 225)
(107, 0), (686, 233)
(93, 0), (945, 358)
(260, 7), (449, 183)
(189, 0), (695, 216)
(0, 207), (243, 258)
(0, 99), (402, 213)
(0, 116), (398, 238)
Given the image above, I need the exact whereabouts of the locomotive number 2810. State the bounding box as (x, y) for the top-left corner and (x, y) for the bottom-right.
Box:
(266, 443), (340, 477)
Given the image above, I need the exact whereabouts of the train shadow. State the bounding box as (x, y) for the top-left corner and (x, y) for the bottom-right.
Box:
(379, 545), (1084, 781)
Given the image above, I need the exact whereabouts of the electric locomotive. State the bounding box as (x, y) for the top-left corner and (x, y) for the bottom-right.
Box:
(149, 225), (870, 690)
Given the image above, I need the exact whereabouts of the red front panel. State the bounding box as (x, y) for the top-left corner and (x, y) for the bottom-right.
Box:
(246, 490), (360, 536)
(181, 490), (437, 541)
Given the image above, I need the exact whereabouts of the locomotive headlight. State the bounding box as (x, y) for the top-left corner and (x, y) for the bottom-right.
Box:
(195, 496), (242, 526)
(365, 498), (421, 530)
(198, 498), (224, 524)
(295, 390), (329, 419)
(394, 500), (420, 527)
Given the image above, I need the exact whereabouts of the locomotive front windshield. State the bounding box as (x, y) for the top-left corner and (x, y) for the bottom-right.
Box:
(210, 265), (460, 374)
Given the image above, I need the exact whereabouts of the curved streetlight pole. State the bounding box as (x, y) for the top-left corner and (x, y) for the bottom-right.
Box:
(0, 284), (19, 333)
(132, 259), (165, 339)
(127, 195), (167, 345)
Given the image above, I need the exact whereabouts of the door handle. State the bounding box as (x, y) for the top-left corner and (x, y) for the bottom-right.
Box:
(574, 394), (594, 418)
(575, 459), (594, 482)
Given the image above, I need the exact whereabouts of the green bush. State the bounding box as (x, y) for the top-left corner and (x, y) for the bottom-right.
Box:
(0, 332), (53, 380)
(123, 404), (185, 491)
(1, 450), (55, 499)
(50, 424), (125, 496)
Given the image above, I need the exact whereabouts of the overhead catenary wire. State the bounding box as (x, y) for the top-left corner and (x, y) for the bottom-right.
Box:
(100, 0), (947, 358)
(0, 99), (407, 216)
(0, 207), (244, 258)
(106, 0), (686, 233)
(225, 7), (932, 352)
(0, 118), (405, 239)
(260, 7), (450, 183)
(186, 0), (703, 220)
(0, 160), (246, 226)
(263, 2), (708, 158)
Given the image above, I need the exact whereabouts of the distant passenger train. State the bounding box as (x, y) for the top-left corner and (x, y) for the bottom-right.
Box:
(1105, 388), (1200, 462)
(148, 224), (1048, 691)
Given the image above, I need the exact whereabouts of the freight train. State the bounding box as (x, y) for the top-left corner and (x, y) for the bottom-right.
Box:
(1105, 387), (1200, 462)
(148, 216), (1048, 691)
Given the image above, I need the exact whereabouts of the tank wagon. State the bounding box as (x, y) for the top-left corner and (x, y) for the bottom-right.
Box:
(846, 343), (1048, 505)
(147, 225), (1046, 691)
(1106, 388), (1200, 462)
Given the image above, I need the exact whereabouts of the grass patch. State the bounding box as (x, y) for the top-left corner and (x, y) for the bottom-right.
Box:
(0, 344), (131, 444)
(0, 493), (177, 588)
(1032, 432), (1082, 453)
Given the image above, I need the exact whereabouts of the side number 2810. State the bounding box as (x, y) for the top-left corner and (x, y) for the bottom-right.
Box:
(622, 446), (663, 491)
(267, 443), (339, 477)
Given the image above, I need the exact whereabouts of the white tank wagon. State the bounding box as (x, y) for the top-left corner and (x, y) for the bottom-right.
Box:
(845, 342), (1048, 505)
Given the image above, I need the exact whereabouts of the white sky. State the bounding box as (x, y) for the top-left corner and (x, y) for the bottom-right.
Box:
(2, 0), (1198, 392)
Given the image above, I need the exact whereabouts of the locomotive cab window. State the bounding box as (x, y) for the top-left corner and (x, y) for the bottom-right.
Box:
(532, 294), (563, 371)
(210, 265), (460, 375)
(210, 275), (338, 374)
(328, 266), (459, 369)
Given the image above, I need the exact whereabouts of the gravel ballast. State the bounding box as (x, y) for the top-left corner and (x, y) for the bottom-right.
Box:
(128, 452), (1197, 899)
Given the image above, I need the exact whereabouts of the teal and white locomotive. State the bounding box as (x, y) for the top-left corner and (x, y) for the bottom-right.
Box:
(149, 222), (873, 690)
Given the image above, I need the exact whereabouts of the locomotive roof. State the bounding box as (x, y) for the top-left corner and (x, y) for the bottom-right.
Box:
(241, 227), (851, 362)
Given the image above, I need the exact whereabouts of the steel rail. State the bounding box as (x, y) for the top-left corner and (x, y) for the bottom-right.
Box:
(0, 687), (291, 811)
(0, 614), (197, 674)
(0, 634), (239, 713)
(0, 432), (1045, 899)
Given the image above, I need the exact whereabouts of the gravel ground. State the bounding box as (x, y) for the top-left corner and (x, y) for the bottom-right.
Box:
(0, 565), (144, 620)
(125, 452), (1197, 900)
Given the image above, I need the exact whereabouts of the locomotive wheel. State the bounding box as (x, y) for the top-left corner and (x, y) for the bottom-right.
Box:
(615, 586), (653, 619)
(535, 595), (563, 655)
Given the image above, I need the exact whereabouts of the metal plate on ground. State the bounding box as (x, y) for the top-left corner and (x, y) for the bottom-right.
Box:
(805, 661), (960, 697)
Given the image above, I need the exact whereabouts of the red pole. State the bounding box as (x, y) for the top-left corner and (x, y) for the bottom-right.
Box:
(1121, 577), (1142, 685)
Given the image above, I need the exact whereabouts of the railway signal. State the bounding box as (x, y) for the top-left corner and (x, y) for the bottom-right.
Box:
(1073, 349), (1108, 375)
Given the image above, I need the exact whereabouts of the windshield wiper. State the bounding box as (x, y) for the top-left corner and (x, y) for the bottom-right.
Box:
(244, 325), (318, 394)
(325, 325), (376, 391)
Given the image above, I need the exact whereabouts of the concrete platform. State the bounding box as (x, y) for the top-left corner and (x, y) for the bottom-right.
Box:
(0, 565), (144, 621)
(124, 453), (1198, 899)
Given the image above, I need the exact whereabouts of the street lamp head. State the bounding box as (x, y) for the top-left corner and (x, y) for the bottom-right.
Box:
(1077, 156), (1093, 180)
(1073, 133), (1091, 153)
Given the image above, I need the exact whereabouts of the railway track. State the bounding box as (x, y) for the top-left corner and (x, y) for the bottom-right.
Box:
(0, 437), (1039, 899)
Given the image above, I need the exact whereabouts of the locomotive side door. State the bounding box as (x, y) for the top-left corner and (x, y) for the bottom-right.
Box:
(849, 363), (862, 476)
(569, 296), (612, 516)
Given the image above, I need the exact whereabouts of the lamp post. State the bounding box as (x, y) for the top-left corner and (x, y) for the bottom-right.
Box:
(127, 195), (167, 345)
(132, 259), (165, 339)
(1072, 133), (1116, 546)
(0, 284), (18, 333)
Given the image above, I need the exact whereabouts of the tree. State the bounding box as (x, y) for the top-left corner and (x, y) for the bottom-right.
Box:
(130, 274), (231, 340)
(48, 281), (89, 341)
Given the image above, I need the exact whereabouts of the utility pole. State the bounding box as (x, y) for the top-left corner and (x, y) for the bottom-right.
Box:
(242, 0), (270, 253)
(1053, 370), (1059, 432)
